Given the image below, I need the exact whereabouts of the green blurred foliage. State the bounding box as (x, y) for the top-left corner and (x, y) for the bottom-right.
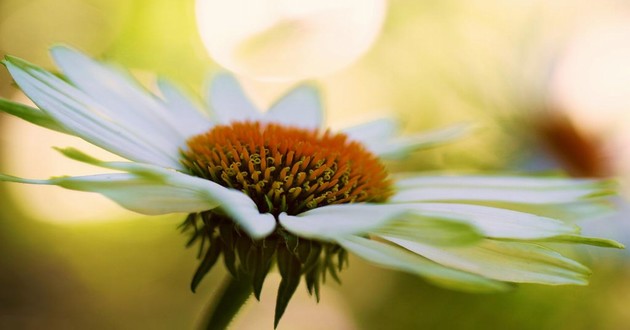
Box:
(340, 248), (629, 330)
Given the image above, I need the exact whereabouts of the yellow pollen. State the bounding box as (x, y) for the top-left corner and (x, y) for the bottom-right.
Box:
(181, 121), (393, 215)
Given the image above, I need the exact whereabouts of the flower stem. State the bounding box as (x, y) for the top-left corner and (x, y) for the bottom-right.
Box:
(202, 274), (252, 330)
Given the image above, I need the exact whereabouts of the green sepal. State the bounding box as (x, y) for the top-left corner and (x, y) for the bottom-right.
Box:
(181, 214), (201, 249)
(338, 248), (348, 272)
(284, 233), (299, 253)
(532, 235), (625, 248)
(191, 236), (222, 293)
(297, 239), (312, 261)
(305, 263), (321, 302)
(0, 97), (68, 133)
(200, 215), (221, 258)
(219, 223), (238, 277)
(324, 245), (341, 284)
(252, 240), (277, 301)
(236, 235), (253, 275)
(302, 243), (322, 274)
(275, 245), (302, 329)
(245, 241), (258, 277)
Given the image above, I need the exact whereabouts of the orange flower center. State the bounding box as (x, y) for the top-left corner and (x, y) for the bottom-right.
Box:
(181, 121), (392, 215)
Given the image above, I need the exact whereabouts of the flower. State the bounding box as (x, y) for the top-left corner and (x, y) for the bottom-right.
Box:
(0, 47), (623, 328)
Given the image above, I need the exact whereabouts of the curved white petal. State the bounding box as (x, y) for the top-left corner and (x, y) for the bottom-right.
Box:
(5, 58), (182, 169)
(371, 123), (472, 159)
(2, 170), (275, 239)
(342, 119), (470, 159)
(337, 235), (510, 292)
(156, 78), (215, 136)
(385, 238), (591, 285)
(73, 148), (276, 238)
(478, 201), (615, 222)
(373, 213), (483, 246)
(0, 172), (219, 214)
(263, 84), (323, 130)
(208, 73), (261, 124)
(391, 175), (613, 204)
(342, 117), (398, 145)
(148, 171), (276, 239)
(279, 204), (406, 241)
(51, 46), (193, 147)
(395, 175), (607, 189)
(398, 203), (578, 240)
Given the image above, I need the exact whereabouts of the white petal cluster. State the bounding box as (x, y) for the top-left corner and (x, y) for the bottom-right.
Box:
(0, 46), (622, 291)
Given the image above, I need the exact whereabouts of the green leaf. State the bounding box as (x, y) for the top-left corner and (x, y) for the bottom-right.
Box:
(275, 246), (302, 329)
(0, 97), (68, 133)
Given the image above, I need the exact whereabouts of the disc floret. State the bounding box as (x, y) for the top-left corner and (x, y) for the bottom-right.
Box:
(181, 121), (392, 216)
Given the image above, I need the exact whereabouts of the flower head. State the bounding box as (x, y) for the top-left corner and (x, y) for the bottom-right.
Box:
(0, 47), (623, 328)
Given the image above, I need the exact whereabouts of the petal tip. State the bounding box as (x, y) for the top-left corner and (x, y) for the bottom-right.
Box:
(248, 213), (277, 240)
(50, 45), (82, 63)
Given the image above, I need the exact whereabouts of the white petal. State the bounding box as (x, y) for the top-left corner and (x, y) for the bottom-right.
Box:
(81, 149), (277, 239)
(263, 84), (323, 130)
(1, 172), (218, 214)
(395, 175), (606, 189)
(145, 170), (276, 239)
(391, 175), (613, 204)
(371, 123), (472, 159)
(373, 213), (483, 246)
(398, 203), (577, 240)
(208, 73), (261, 123)
(337, 235), (510, 292)
(157, 78), (215, 136)
(5, 59), (182, 169)
(210, 188), (277, 239)
(342, 117), (398, 151)
(279, 204), (406, 241)
(51, 46), (192, 146)
(342, 119), (471, 159)
(465, 201), (615, 222)
(385, 238), (591, 285)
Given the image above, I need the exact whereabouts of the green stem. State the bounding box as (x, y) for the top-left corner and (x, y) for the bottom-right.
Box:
(201, 274), (252, 330)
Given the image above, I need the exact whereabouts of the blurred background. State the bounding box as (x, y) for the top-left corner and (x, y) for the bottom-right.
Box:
(0, 0), (629, 329)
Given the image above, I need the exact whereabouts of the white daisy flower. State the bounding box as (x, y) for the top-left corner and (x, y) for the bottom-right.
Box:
(0, 47), (622, 328)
